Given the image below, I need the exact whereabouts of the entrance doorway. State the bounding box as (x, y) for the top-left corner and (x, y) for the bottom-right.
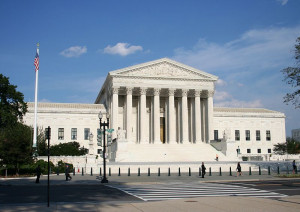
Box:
(160, 117), (165, 143)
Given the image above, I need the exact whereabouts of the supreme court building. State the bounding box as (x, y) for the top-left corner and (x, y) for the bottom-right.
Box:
(24, 58), (286, 162)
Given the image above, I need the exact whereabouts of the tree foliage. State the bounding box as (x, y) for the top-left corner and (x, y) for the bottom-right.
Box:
(45, 141), (88, 156)
(281, 37), (300, 108)
(273, 137), (300, 155)
(0, 122), (33, 173)
(0, 74), (27, 128)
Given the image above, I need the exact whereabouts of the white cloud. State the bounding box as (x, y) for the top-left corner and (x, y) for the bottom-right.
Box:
(277, 0), (288, 5)
(103, 43), (143, 56)
(216, 79), (227, 87)
(60, 46), (87, 58)
(173, 26), (300, 74)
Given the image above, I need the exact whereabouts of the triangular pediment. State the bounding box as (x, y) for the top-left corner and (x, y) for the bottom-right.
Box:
(109, 58), (218, 81)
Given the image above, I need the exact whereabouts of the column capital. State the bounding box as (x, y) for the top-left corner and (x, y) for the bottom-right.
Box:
(168, 88), (175, 96)
(140, 87), (147, 95)
(153, 88), (160, 96)
(194, 90), (202, 97)
(181, 89), (188, 97)
(207, 90), (215, 97)
(126, 87), (133, 95)
(112, 86), (119, 94)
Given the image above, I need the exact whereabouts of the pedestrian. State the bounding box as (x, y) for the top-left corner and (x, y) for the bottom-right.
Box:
(65, 164), (72, 181)
(201, 162), (206, 178)
(216, 154), (219, 161)
(236, 162), (242, 177)
(35, 165), (41, 183)
(292, 160), (297, 174)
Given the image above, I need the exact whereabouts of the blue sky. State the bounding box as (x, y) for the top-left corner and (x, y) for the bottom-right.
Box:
(1, 0), (299, 136)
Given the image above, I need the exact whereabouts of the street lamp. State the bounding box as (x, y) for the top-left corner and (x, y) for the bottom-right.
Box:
(98, 111), (109, 183)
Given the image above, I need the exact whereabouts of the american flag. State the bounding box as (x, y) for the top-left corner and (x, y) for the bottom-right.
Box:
(34, 48), (39, 72)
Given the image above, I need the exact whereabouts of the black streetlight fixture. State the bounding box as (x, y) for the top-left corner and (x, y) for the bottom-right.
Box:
(98, 111), (109, 183)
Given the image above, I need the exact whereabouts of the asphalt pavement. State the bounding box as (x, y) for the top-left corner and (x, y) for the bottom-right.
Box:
(1, 172), (300, 211)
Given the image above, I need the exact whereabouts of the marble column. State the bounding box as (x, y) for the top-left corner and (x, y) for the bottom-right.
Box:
(126, 87), (133, 142)
(139, 88), (147, 143)
(194, 90), (202, 143)
(181, 89), (188, 143)
(168, 89), (176, 143)
(153, 88), (160, 143)
(206, 90), (214, 143)
(112, 87), (119, 138)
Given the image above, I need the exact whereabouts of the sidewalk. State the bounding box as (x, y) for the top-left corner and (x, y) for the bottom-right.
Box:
(0, 171), (295, 185)
(1, 173), (300, 212)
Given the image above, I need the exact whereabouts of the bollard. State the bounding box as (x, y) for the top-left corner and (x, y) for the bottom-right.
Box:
(118, 167), (121, 176)
(158, 167), (160, 176)
(277, 166), (280, 174)
(148, 168), (150, 176)
(73, 168), (75, 176)
(229, 167), (232, 176)
(259, 166), (261, 175)
(209, 167), (211, 176)
(219, 167), (222, 176)
(100, 167), (102, 176)
(268, 166), (271, 175)
(138, 167), (140, 176)
(189, 167), (191, 176)
(168, 167), (171, 176)
(178, 167), (181, 176)
(109, 167), (111, 176)
(91, 167), (93, 176)
(128, 167), (130, 176)
(82, 167), (84, 176)
(249, 167), (252, 175)
(199, 167), (201, 177)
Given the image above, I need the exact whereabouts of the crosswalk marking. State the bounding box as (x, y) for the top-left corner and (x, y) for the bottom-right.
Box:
(107, 182), (287, 201)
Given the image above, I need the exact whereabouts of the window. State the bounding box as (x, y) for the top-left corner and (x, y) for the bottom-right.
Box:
(235, 130), (240, 141)
(214, 130), (219, 141)
(245, 130), (250, 141)
(266, 130), (271, 141)
(97, 149), (102, 154)
(71, 128), (77, 140)
(84, 128), (90, 140)
(256, 130), (261, 141)
(247, 149), (251, 153)
(257, 149), (261, 154)
(58, 128), (64, 140)
(268, 149), (271, 153)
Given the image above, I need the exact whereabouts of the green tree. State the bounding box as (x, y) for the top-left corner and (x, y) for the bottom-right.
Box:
(273, 137), (300, 155)
(0, 122), (33, 174)
(281, 37), (300, 108)
(0, 74), (27, 128)
(49, 141), (88, 156)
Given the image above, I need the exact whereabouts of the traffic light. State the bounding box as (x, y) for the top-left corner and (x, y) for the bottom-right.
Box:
(107, 133), (112, 146)
(97, 131), (102, 146)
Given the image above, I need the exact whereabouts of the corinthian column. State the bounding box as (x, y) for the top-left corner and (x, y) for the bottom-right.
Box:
(168, 89), (176, 143)
(181, 89), (188, 143)
(126, 87), (133, 142)
(206, 90), (214, 143)
(139, 88), (147, 143)
(153, 88), (160, 143)
(194, 90), (202, 143)
(112, 87), (119, 138)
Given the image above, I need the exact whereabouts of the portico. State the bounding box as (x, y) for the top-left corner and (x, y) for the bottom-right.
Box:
(95, 58), (218, 145)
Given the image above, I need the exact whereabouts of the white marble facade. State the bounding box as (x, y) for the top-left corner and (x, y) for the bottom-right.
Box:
(23, 58), (286, 162)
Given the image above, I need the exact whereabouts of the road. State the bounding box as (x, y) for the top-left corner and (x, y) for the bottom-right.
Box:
(1, 179), (300, 205)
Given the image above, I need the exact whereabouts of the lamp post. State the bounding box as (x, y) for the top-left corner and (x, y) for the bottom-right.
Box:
(98, 111), (109, 183)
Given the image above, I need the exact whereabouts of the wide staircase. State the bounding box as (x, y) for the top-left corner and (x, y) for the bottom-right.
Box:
(113, 141), (234, 162)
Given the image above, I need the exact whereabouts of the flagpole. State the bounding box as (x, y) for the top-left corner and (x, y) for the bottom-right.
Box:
(33, 43), (39, 148)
